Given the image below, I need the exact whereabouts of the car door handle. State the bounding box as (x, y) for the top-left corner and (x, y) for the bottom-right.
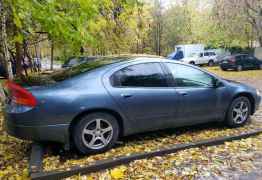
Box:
(178, 91), (188, 96)
(121, 93), (133, 98)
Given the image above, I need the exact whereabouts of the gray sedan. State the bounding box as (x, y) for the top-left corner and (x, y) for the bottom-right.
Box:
(3, 56), (261, 154)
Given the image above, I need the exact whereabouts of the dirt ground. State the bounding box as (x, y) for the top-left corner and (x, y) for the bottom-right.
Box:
(0, 67), (262, 180)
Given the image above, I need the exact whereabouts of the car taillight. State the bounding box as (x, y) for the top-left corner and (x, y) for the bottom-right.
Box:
(4, 81), (37, 107)
(228, 57), (236, 64)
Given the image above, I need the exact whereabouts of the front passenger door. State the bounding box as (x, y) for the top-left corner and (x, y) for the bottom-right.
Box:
(164, 63), (221, 125)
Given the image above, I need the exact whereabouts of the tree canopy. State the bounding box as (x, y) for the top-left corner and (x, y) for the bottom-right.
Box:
(0, 0), (261, 78)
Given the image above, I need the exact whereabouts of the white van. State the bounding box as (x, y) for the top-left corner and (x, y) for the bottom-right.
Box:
(167, 44), (204, 61)
(181, 50), (218, 66)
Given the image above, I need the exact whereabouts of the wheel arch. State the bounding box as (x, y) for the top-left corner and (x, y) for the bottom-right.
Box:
(68, 108), (125, 141)
(232, 92), (255, 115)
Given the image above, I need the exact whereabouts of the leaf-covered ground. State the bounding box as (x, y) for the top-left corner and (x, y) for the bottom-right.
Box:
(43, 122), (262, 172)
(0, 109), (30, 179)
(0, 67), (262, 179)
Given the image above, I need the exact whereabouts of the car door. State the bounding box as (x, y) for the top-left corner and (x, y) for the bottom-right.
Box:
(246, 56), (259, 69)
(203, 52), (210, 64)
(196, 52), (204, 64)
(105, 62), (180, 133)
(240, 55), (252, 69)
(163, 63), (220, 125)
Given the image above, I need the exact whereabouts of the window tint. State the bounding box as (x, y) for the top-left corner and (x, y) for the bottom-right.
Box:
(165, 63), (214, 87)
(174, 51), (184, 60)
(247, 56), (256, 61)
(210, 52), (216, 56)
(68, 58), (78, 66)
(204, 52), (209, 56)
(241, 55), (248, 61)
(236, 56), (242, 61)
(111, 63), (168, 87)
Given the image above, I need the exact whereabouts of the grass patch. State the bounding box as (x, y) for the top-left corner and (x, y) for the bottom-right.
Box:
(204, 67), (262, 79)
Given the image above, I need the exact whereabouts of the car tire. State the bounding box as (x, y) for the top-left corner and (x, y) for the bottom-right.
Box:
(236, 65), (243, 71)
(208, 60), (214, 67)
(72, 112), (119, 154)
(221, 67), (227, 71)
(189, 61), (195, 65)
(226, 96), (251, 127)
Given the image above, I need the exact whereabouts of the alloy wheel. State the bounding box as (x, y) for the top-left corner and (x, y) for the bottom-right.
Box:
(232, 101), (249, 124)
(237, 65), (242, 71)
(81, 118), (113, 149)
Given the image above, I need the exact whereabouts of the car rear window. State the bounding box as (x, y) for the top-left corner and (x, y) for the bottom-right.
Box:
(15, 56), (131, 86)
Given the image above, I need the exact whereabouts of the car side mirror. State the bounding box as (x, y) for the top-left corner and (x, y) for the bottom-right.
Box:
(213, 79), (223, 88)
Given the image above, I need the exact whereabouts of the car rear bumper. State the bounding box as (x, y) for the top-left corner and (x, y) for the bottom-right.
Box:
(4, 112), (69, 144)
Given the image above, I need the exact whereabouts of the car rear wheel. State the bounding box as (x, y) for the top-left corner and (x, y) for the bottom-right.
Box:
(208, 60), (214, 66)
(73, 112), (119, 154)
(236, 65), (243, 71)
(189, 61), (195, 65)
(226, 97), (251, 127)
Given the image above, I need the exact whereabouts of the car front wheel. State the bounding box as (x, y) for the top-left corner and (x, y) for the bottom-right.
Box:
(226, 97), (251, 127)
(73, 112), (119, 154)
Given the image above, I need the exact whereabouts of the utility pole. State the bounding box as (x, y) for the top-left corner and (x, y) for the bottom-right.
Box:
(0, 1), (13, 79)
(154, 0), (162, 56)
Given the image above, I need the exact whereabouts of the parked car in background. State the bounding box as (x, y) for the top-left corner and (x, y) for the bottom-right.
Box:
(181, 50), (218, 66)
(3, 56), (261, 154)
(167, 44), (204, 61)
(209, 48), (231, 63)
(62, 56), (97, 68)
(220, 54), (262, 71)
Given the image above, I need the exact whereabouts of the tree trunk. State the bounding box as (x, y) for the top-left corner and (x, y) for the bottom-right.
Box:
(50, 40), (54, 70)
(15, 41), (23, 77)
(0, 1), (13, 79)
(259, 36), (262, 47)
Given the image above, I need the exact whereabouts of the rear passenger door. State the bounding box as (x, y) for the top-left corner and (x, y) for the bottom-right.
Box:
(105, 62), (180, 133)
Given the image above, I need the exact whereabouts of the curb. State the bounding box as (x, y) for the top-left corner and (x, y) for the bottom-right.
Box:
(30, 129), (262, 180)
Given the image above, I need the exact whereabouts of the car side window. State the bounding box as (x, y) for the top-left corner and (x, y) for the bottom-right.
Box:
(165, 63), (214, 87)
(241, 55), (248, 61)
(247, 56), (256, 61)
(111, 63), (168, 87)
(204, 52), (209, 56)
(210, 52), (216, 56)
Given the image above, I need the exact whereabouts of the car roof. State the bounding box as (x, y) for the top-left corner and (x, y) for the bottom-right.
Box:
(233, 53), (248, 56)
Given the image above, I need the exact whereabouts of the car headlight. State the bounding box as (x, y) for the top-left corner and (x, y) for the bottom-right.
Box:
(257, 89), (260, 96)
